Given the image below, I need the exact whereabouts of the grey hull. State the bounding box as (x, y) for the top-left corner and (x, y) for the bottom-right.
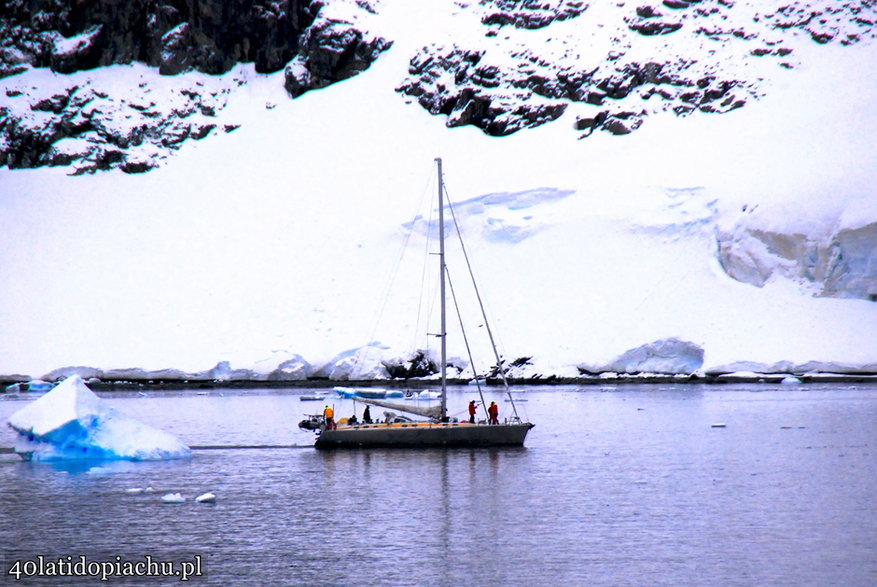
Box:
(314, 422), (534, 449)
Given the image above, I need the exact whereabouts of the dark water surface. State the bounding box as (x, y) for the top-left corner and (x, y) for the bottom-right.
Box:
(1, 383), (875, 586)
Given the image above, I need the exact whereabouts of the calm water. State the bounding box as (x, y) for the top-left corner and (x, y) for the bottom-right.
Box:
(1, 383), (875, 586)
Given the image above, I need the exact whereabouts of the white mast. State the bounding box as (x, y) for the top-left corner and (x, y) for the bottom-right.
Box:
(436, 157), (448, 421)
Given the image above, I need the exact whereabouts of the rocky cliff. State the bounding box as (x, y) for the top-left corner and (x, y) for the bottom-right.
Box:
(3, 0), (875, 173)
(397, 0), (876, 137)
(0, 0), (390, 172)
(0, 0), (315, 76)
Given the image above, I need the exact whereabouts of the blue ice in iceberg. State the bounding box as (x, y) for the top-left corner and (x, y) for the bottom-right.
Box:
(6, 375), (191, 461)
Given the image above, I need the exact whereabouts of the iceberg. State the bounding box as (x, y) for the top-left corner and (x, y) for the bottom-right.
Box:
(6, 375), (191, 461)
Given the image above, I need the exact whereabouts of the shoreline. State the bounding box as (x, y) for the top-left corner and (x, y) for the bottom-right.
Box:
(4, 373), (877, 392)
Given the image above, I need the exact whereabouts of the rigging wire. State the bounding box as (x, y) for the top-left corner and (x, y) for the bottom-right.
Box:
(445, 267), (489, 419)
(353, 164), (435, 379)
(412, 183), (438, 358)
(443, 184), (521, 420)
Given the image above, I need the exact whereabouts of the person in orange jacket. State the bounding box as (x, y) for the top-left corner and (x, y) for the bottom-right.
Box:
(488, 401), (499, 425)
(323, 405), (335, 430)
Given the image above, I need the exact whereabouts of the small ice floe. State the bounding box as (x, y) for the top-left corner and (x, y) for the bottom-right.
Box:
(711, 423), (727, 428)
(781, 376), (802, 384)
(161, 492), (186, 503)
(195, 492), (217, 503)
(409, 390), (440, 400)
(125, 487), (155, 494)
(5, 380), (54, 393)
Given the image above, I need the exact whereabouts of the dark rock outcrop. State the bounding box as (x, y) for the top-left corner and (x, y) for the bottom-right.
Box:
(383, 351), (439, 379)
(0, 0), (317, 77)
(479, 0), (590, 30)
(757, 2), (877, 46)
(0, 75), (232, 173)
(0, 0), (391, 172)
(398, 42), (751, 137)
(283, 16), (393, 98)
(397, 0), (875, 138)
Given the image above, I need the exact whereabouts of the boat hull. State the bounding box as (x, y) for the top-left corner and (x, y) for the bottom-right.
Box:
(314, 422), (534, 449)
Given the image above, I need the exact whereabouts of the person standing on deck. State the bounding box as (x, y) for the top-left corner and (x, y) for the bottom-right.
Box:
(488, 402), (499, 425)
(468, 400), (477, 424)
(363, 405), (372, 424)
(323, 405), (335, 430)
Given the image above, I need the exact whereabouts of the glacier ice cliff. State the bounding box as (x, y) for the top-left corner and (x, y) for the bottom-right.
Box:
(7, 375), (191, 461)
(717, 216), (877, 301)
(580, 338), (706, 375)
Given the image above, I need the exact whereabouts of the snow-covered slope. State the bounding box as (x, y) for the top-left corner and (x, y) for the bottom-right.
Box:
(1, 0), (875, 380)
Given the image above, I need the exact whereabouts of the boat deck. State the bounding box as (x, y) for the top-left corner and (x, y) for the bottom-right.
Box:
(315, 420), (534, 448)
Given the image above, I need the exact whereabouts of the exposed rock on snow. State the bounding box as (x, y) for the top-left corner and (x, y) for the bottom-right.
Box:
(397, 0), (876, 137)
(283, 11), (393, 98)
(476, 0), (590, 30)
(0, 65), (236, 173)
(0, 0), (317, 76)
(3, 0), (875, 169)
(582, 338), (705, 375)
(0, 0), (389, 172)
(7, 375), (191, 461)
(396, 20), (754, 136)
(757, 2), (877, 46)
(382, 350), (439, 379)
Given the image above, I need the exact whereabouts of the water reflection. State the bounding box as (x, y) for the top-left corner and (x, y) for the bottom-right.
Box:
(0, 384), (875, 586)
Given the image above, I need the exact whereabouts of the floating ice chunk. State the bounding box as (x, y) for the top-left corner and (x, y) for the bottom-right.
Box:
(161, 492), (186, 503)
(5, 380), (54, 393)
(195, 492), (216, 503)
(781, 376), (802, 384)
(7, 375), (190, 462)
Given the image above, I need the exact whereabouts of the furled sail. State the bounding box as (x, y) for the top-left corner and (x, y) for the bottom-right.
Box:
(354, 397), (442, 419)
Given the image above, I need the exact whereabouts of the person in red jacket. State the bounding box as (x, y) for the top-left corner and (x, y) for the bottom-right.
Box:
(488, 401), (499, 425)
(468, 400), (477, 424)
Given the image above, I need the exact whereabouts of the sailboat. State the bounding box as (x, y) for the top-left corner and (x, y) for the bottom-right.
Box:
(313, 158), (534, 448)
